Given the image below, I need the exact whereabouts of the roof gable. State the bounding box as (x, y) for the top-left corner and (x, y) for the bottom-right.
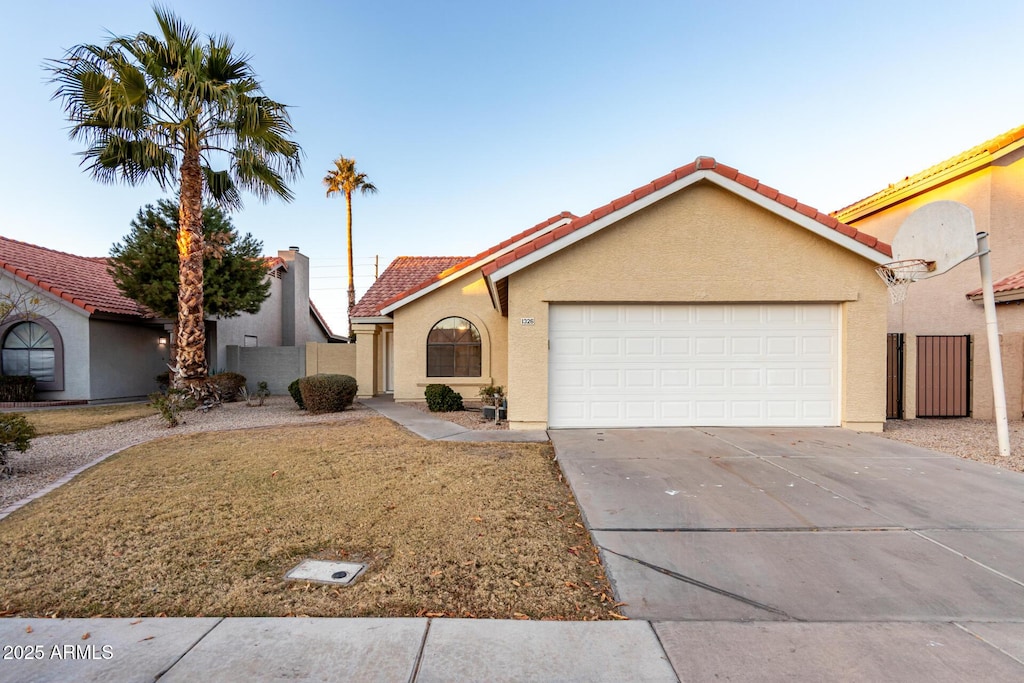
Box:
(481, 157), (891, 304)
(0, 236), (152, 317)
(375, 212), (576, 316)
(835, 122), (1024, 223)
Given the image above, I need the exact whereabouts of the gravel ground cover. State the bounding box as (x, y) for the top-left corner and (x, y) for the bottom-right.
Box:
(0, 397), (365, 512)
(877, 418), (1024, 473)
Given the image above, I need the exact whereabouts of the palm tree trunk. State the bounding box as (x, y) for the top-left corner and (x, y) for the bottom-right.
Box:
(174, 146), (207, 387)
(346, 190), (355, 325)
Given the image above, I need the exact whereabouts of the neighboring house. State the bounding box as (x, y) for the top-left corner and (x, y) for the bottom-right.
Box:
(835, 124), (1024, 421)
(0, 238), (335, 402)
(352, 157), (892, 431)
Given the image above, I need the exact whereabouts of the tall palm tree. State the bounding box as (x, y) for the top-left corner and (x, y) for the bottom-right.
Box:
(324, 156), (377, 326)
(48, 7), (302, 388)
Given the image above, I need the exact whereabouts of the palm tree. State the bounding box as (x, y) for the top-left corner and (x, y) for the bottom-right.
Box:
(324, 156), (377, 326)
(48, 7), (302, 388)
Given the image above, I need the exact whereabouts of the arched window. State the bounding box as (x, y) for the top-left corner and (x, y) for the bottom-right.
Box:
(427, 317), (481, 377)
(3, 321), (55, 383)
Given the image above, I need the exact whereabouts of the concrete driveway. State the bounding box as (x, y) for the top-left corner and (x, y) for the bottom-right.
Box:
(552, 427), (1024, 679)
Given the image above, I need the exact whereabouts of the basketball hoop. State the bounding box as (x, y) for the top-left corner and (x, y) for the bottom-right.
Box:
(875, 259), (935, 304)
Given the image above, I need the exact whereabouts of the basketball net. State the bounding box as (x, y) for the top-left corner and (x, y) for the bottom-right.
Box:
(874, 259), (934, 304)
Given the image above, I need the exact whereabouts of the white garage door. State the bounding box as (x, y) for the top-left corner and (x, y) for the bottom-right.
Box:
(548, 304), (839, 428)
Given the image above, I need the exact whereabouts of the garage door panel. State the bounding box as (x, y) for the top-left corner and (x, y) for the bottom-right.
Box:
(695, 306), (727, 323)
(548, 304), (839, 428)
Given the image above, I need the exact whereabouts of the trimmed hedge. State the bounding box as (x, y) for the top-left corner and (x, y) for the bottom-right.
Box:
(287, 378), (305, 409)
(424, 384), (463, 412)
(299, 374), (358, 415)
(209, 372), (247, 402)
(0, 376), (36, 402)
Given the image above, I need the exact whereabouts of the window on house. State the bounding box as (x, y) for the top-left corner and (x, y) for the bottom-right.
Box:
(427, 317), (481, 377)
(2, 321), (55, 382)
(243, 335), (258, 347)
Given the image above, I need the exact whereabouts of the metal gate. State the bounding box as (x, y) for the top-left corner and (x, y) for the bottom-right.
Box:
(917, 335), (971, 417)
(886, 333), (904, 419)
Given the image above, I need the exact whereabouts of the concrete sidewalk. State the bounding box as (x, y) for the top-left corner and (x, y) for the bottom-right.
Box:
(5, 616), (1023, 682)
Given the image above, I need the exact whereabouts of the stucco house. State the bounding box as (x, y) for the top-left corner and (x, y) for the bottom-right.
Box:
(0, 238), (335, 403)
(835, 124), (1024, 421)
(351, 157), (892, 431)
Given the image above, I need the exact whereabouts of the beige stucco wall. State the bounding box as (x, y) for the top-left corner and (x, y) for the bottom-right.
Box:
(847, 146), (1024, 419)
(305, 342), (357, 377)
(506, 181), (888, 430)
(391, 268), (509, 403)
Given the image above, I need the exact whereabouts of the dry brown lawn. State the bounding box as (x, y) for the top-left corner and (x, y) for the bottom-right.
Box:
(0, 415), (618, 620)
(24, 403), (157, 436)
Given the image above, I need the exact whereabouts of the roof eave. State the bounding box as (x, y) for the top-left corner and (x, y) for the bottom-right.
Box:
(837, 136), (1024, 223)
(967, 288), (1024, 303)
(351, 315), (393, 325)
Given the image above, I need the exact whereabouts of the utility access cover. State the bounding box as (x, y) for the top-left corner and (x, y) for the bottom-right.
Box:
(285, 559), (366, 586)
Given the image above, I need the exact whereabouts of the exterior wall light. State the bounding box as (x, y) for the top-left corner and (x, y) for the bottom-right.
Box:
(158, 337), (168, 347)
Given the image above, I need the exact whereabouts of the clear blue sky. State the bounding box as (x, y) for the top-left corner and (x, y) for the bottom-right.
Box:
(4, 1), (1024, 332)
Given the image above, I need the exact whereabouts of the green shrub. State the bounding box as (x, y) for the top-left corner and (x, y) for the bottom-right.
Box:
(243, 381), (270, 407)
(0, 413), (36, 477)
(0, 376), (36, 402)
(209, 371), (246, 402)
(288, 378), (305, 410)
(299, 374), (358, 415)
(424, 384), (464, 412)
(149, 389), (197, 427)
(478, 384), (505, 407)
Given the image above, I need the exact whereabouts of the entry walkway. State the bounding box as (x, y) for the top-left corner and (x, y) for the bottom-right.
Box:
(359, 396), (549, 442)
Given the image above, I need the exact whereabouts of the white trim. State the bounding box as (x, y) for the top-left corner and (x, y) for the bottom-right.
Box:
(351, 316), (393, 325)
(380, 216), (574, 315)
(488, 170), (889, 285)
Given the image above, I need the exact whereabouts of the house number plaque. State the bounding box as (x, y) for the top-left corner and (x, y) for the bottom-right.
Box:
(520, 318), (535, 326)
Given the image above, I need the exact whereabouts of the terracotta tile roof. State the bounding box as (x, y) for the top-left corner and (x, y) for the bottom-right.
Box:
(372, 212), (577, 313)
(351, 256), (468, 318)
(835, 123), (1024, 222)
(966, 267), (1024, 302)
(0, 236), (152, 317)
(481, 157), (890, 278)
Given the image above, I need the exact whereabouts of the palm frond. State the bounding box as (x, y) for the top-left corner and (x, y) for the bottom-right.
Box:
(233, 147), (295, 202)
(80, 135), (176, 187)
(202, 167), (242, 210)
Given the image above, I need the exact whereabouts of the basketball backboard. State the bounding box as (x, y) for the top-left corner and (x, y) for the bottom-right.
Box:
(890, 201), (978, 279)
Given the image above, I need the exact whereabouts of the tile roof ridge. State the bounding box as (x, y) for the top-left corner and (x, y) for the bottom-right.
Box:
(481, 157), (891, 276)
(834, 121), (1024, 219)
(0, 235), (108, 263)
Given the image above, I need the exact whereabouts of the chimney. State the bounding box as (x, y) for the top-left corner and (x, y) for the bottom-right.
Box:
(278, 247), (310, 347)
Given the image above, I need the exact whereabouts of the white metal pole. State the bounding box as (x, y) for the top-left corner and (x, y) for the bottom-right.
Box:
(976, 232), (1011, 457)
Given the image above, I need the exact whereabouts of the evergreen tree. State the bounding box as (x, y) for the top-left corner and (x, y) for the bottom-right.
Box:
(109, 199), (271, 319)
